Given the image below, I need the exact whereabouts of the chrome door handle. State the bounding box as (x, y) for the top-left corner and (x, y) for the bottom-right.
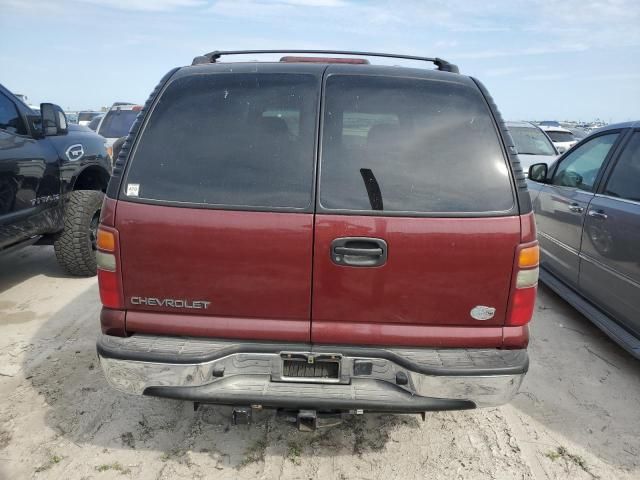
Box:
(568, 203), (584, 213)
(588, 209), (608, 220)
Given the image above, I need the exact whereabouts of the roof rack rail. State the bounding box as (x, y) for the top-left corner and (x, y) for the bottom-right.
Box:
(191, 50), (460, 73)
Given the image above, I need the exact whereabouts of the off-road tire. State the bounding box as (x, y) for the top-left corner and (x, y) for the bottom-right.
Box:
(54, 190), (104, 276)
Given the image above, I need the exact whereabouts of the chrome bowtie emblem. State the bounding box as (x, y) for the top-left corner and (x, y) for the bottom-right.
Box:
(470, 305), (496, 321)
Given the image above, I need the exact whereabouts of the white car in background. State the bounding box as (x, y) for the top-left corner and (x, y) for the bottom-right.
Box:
(507, 121), (558, 174)
(540, 125), (578, 153)
(95, 103), (142, 160)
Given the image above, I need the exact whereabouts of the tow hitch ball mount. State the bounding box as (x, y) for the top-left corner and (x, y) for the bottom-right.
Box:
(227, 406), (346, 430)
(232, 407), (252, 425)
(279, 410), (346, 431)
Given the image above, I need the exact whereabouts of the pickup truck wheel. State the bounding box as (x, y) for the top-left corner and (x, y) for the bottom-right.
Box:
(54, 190), (104, 276)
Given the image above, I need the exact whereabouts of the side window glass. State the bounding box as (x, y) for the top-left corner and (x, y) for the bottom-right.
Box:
(604, 132), (640, 202)
(0, 92), (27, 135)
(552, 133), (619, 191)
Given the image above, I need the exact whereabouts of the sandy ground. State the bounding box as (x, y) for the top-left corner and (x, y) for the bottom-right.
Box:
(0, 246), (639, 480)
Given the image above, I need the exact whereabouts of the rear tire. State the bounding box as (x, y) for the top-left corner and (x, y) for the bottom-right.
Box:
(54, 190), (104, 276)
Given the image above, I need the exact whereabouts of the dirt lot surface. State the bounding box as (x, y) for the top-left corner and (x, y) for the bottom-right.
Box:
(1, 246), (639, 480)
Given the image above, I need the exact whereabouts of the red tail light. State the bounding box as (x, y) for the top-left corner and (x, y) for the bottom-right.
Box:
(506, 213), (538, 327)
(507, 286), (537, 326)
(97, 224), (125, 334)
(98, 268), (123, 309)
(506, 245), (538, 327)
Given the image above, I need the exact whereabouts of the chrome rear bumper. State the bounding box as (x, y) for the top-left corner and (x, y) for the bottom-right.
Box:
(97, 334), (527, 411)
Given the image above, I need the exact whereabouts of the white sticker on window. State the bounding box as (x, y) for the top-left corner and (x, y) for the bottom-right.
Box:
(126, 184), (140, 197)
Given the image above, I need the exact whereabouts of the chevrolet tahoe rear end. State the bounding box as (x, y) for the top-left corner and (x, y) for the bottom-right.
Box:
(96, 51), (538, 423)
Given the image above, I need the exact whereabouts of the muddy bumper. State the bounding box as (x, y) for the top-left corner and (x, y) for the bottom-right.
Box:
(97, 334), (528, 412)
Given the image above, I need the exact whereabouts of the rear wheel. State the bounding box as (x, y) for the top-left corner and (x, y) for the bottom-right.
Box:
(54, 190), (104, 276)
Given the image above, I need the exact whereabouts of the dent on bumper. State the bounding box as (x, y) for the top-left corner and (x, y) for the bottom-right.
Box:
(97, 334), (527, 410)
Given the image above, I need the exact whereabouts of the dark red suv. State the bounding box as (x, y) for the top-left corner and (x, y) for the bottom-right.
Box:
(96, 50), (538, 428)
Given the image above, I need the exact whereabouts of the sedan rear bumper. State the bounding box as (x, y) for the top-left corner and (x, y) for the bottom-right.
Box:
(97, 334), (528, 412)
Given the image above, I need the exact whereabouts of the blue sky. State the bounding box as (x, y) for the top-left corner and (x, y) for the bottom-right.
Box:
(1, 0), (638, 122)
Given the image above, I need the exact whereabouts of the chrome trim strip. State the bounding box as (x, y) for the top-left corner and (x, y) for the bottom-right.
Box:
(594, 193), (640, 207)
(538, 230), (580, 255)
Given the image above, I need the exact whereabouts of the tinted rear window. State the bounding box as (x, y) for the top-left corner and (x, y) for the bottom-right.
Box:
(319, 75), (514, 213)
(124, 73), (319, 209)
(546, 131), (575, 142)
(99, 109), (139, 138)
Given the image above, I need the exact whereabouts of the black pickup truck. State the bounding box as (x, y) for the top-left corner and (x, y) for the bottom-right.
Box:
(0, 83), (111, 276)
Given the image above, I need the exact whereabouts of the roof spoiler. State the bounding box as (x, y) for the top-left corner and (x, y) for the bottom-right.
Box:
(191, 50), (460, 73)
